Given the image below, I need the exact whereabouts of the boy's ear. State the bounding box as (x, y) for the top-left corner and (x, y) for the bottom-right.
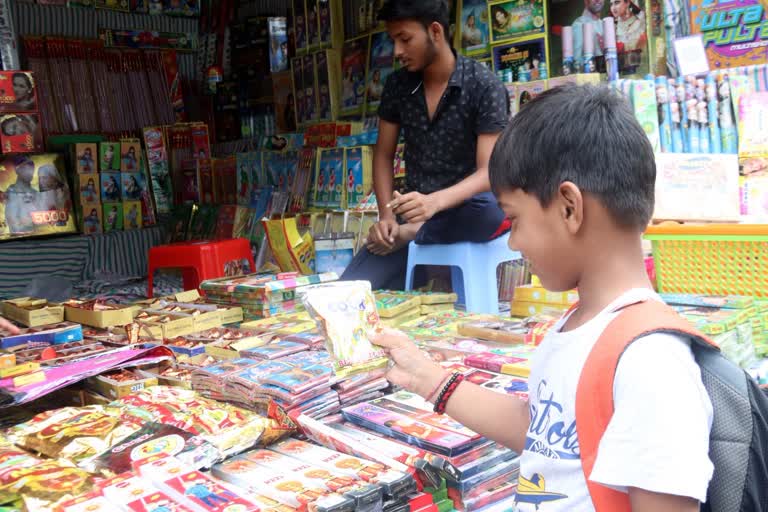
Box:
(557, 182), (583, 233)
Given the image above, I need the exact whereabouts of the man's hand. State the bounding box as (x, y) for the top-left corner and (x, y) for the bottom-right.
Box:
(0, 317), (20, 335)
(389, 191), (441, 224)
(366, 218), (400, 255)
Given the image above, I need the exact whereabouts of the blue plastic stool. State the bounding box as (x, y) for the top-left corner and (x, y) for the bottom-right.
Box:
(404, 236), (521, 314)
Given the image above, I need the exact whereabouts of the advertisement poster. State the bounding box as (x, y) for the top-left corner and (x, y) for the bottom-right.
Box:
(0, 71), (38, 112)
(0, 154), (76, 240)
(340, 36), (370, 118)
(272, 71), (296, 133)
(268, 17), (289, 73)
(488, 0), (546, 44)
(492, 38), (548, 82)
(460, 0), (491, 56)
(690, 0), (768, 69)
(549, 0), (651, 76)
(366, 31), (395, 113)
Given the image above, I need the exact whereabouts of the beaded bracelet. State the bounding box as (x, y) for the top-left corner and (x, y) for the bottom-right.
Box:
(426, 372), (452, 404)
(433, 372), (465, 414)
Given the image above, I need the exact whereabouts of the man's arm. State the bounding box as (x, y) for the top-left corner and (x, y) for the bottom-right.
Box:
(431, 132), (501, 211)
(365, 118), (402, 255)
(393, 132), (501, 222)
(373, 119), (400, 222)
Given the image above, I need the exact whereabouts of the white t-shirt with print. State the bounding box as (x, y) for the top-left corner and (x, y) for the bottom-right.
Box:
(514, 288), (714, 511)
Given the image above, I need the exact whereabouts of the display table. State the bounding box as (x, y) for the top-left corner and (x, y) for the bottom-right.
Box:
(0, 227), (165, 299)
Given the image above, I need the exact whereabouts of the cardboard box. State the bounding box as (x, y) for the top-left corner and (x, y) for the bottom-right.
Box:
(511, 300), (569, 318)
(0, 361), (39, 378)
(0, 353), (15, 368)
(13, 370), (45, 387)
(164, 341), (207, 358)
(121, 315), (196, 340)
(173, 289), (202, 302)
(512, 286), (578, 306)
(184, 353), (222, 366)
(2, 298), (64, 327)
(381, 308), (422, 328)
(138, 363), (192, 389)
(205, 335), (271, 360)
(48, 387), (86, 408)
(143, 305), (222, 333)
(0, 322), (83, 350)
(65, 305), (138, 328)
(189, 310), (222, 332)
(219, 306), (244, 324)
(420, 304), (455, 315)
(85, 372), (158, 399)
(83, 390), (113, 406)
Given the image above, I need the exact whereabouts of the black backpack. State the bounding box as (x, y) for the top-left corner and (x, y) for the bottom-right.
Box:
(575, 300), (768, 512)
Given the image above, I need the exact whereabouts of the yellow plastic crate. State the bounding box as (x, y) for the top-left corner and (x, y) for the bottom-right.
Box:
(645, 224), (768, 297)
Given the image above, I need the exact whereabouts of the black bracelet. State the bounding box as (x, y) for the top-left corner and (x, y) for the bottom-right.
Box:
(433, 372), (464, 414)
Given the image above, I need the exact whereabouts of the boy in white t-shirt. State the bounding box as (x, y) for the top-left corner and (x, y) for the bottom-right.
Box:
(372, 84), (714, 512)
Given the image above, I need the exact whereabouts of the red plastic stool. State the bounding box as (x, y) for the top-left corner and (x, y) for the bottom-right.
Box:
(147, 238), (255, 297)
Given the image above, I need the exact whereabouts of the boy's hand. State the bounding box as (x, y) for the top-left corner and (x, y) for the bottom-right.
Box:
(371, 328), (447, 400)
(0, 317), (20, 335)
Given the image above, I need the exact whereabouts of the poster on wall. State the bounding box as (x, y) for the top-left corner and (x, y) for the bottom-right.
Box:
(366, 31), (395, 114)
(689, 0), (768, 69)
(492, 37), (548, 82)
(272, 71), (296, 133)
(548, 0), (650, 77)
(488, 0), (546, 44)
(340, 36), (370, 118)
(268, 17), (289, 73)
(459, 0), (491, 56)
(0, 154), (76, 240)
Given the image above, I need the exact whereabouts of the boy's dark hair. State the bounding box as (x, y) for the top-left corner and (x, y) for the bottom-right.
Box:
(489, 84), (655, 230)
(378, 0), (451, 40)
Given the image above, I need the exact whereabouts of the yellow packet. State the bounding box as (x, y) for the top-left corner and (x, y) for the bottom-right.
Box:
(299, 281), (388, 378)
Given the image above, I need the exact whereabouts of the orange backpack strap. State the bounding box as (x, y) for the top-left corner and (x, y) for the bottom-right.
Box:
(574, 299), (718, 512)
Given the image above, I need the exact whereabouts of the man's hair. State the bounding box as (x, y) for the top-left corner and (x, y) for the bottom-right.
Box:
(489, 84), (655, 230)
(378, 0), (451, 40)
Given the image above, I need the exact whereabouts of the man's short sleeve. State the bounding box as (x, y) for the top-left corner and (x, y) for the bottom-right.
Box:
(377, 74), (401, 124)
(476, 79), (509, 134)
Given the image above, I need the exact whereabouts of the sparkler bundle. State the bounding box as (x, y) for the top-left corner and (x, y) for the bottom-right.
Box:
(22, 36), (178, 136)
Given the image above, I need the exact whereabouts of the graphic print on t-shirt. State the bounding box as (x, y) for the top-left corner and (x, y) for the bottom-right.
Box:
(516, 379), (574, 508)
(516, 473), (568, 508)
(524, 380), (580, 460)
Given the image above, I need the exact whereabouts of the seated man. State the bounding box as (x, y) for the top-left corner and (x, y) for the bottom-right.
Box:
(341, 0), (510, 290)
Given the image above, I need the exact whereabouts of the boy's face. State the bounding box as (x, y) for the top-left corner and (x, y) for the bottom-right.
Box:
(496, 187), (582, 292)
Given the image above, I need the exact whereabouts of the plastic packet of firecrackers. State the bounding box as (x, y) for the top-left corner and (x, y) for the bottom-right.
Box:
(299, 281), (388, 378)
(117, 386), (295, 457)
(0, 435), (95, 512)
(5, 406), (144, 464)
